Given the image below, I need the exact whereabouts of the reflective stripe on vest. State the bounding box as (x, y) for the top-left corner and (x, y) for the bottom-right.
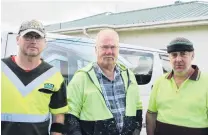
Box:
(1, 61), (58, 97)
(1, 113), (50, 123)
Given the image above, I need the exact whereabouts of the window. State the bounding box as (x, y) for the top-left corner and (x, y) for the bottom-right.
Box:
(160, 54), (172, 73)
(119, 49), (154, 85)
(49, 59), (69, 85)
(67, 51), (95, 82)
(49, 59), (60, 69)
(45, 42), (96, 84)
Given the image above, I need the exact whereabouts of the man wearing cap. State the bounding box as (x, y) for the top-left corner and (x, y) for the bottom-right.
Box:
(146, 37), (208, 135)
(1, 20), (68, 135)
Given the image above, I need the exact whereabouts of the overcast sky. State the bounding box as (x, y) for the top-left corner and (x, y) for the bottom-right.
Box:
(2, 0), (208, 33)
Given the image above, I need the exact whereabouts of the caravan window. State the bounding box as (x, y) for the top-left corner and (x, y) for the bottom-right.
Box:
(119, 49), (153, 85)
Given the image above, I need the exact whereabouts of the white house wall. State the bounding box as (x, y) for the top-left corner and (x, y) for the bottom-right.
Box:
(118, 25), (208, 71)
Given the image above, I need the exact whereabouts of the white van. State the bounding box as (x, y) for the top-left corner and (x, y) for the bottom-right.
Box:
(117, 44), (171, 135)
(1, 32), (171, 135)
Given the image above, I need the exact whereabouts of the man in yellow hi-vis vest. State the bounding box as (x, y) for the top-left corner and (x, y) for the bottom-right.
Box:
(146, 37), (208, 135)
(65, 29), (143, 135)
(1, 20), (68, 135)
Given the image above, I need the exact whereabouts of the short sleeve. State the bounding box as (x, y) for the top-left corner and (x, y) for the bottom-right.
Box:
(49, 75), (69, 114)
(148, 79), (160, 113)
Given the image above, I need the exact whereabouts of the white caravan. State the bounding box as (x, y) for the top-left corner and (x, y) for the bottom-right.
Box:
(1, 32), (171, 135)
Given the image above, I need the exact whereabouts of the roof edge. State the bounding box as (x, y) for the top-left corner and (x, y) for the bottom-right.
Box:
(47, 16), (208, 33)
(45, 12), (112, 28)
(112, 1), (200, 15)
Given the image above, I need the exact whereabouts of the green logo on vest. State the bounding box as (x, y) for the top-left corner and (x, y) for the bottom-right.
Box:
(44, 83), (54, 90)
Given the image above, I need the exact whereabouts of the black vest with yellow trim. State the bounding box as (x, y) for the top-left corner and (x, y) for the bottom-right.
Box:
(1, 57), (66, 135)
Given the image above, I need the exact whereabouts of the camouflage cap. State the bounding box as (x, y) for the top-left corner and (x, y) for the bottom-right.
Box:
(18, 20), (46, 37)
(167, 37), (194, 53)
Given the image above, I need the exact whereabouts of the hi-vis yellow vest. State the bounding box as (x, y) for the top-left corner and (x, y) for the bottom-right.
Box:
(67, 62), (143, 120)
(1, 59), (68, 123)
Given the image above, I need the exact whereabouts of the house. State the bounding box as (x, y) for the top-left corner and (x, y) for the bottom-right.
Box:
(45, 1), (208, 71)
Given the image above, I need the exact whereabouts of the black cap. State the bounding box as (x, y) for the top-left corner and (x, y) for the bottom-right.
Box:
(167, 37), (194, 53)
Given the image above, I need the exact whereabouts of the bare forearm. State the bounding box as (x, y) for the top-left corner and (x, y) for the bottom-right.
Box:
(146, 112), (157, 135)
(51, 132), (62, 135)
(51, 114), (65, 135)
(52, 114), (65, 124)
